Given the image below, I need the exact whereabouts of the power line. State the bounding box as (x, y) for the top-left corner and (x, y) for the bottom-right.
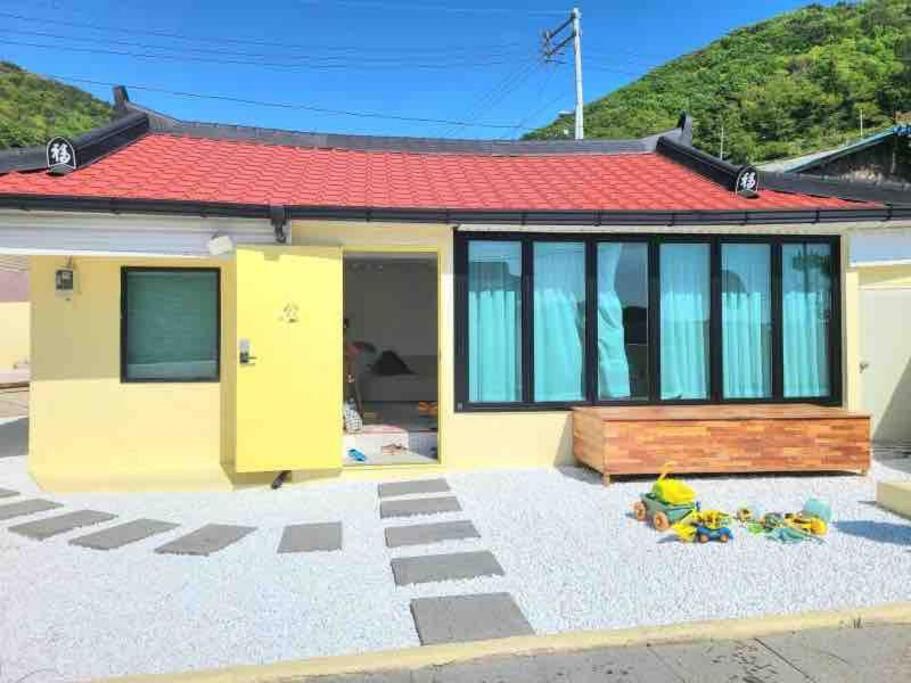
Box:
(0, 28), (525, 68)
(0, 36), (525, 71)
(464, 62), (542, 130)
(0, 10), (526, 56)
(42, 73), (540, 131)
(295, 1), (565, 16)
(440, 60), (540, 137)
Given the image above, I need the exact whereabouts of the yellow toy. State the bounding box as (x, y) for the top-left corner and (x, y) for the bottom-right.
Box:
(650, 462), (696, 506)
(671, 509), (734, 543)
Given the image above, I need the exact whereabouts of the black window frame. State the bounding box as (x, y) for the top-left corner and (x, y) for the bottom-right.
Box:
(120, 266), (222, 384)
(454, 231), (841, 412)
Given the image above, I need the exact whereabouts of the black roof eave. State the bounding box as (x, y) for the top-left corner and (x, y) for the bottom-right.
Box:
(0, 193), (906, 226)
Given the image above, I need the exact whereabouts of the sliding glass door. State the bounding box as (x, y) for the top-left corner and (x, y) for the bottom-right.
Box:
(721, 244), (772, 399)
(660, 243), (710, 400)
(598, 243), (648, 400)
(782, 243), (832, 398)
(457, 233), (840, 411)
(467, 241), (522, 403)
(533, 242), (586, 402)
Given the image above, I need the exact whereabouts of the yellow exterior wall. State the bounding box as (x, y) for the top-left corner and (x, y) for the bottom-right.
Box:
(29, 255), (235, 491)
(0, 300), (29, 370)
(292, 221), (576, 470)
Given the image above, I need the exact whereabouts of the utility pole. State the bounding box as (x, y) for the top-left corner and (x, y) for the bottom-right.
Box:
(541, 7), (585, 139)
(719, 122), (725, 160)
(859, 107), (864, 139)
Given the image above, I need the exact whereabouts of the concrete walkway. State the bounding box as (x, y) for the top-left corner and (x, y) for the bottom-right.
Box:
(287, 623), (911, 682)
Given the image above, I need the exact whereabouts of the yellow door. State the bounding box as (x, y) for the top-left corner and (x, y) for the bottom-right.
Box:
(235, 246), (342, 473)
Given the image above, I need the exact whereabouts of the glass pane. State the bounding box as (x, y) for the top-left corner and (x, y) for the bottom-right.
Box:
(660, 243), (710, 400)
(534, 242), (585, 402)
(783, 243), (832, 397)
(126, 270), (218, 380)
(722, 244), (772, 399)
(468, 241), (522, 402)
(598, 243), (648, 400)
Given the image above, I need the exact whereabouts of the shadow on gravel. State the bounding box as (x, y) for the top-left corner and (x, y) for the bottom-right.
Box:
(0, 417), (27, 458)
(835, 520), (911, 547)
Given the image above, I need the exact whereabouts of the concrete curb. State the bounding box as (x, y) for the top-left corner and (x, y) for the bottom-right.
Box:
(107, 601), (911, 682)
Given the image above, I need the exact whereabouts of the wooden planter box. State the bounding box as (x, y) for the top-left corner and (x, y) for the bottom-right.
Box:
(572, 404), (870, 484)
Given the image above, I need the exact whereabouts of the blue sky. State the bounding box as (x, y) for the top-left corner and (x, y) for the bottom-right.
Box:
(0, 0), (840, 139)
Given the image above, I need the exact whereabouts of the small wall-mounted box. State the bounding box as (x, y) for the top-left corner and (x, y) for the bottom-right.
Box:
(55, 268), (76, 296)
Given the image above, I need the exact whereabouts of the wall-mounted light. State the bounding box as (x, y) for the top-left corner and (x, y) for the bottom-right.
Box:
(207, 234), (235, 256)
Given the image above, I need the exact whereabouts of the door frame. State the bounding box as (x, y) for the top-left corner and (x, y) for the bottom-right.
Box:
(342, 245), (444, 467)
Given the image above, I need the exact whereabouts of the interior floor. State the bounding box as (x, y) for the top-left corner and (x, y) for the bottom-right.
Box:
(343, 401), (438, 466)
(342, 253), (439, 467)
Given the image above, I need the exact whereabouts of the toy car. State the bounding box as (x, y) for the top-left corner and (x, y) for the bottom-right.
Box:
(695, 523), (733, 543)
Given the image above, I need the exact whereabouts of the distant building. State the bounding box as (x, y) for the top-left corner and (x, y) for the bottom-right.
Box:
(759, 124), (911, 185)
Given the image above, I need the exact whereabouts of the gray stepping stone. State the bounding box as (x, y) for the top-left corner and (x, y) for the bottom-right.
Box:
(0, 499), (62, 521)
(278, 522), (342, 553)
(391, 550), (504, 586)
(378, 478), (450, 498)
(380, 496), (461, 519)
(9, 510), (117, 540)
(385, 520), (480, 548)
(0, 487), (18, 498)
(70, 519), (179, 550)
(410, 593), (534, 645)
(155, 523), (255, 556)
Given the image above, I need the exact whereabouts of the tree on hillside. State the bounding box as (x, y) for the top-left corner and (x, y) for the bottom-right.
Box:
(526, 0), (911, 164)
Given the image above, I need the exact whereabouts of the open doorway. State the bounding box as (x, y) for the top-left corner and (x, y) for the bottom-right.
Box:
(342, 251), (439, 466)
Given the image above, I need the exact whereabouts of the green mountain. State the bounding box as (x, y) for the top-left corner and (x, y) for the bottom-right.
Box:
(527, 0), (911, 164)
(0, 62), (113, 149)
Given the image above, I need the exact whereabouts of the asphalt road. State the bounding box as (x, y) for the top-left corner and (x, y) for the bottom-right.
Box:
(295, 624), (911, 682)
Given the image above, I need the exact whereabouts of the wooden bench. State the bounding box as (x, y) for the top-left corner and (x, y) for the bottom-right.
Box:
(572, 404), (870, 484)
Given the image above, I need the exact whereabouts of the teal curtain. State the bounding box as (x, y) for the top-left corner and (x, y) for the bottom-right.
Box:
(468, 241), (522, 402)
(125, 270), (218, 380)
(534, 242), (585, 401)
(722, 244), (772, 398)
(783, 243), (831, 397)
(660, 244), (710, 400)
(597, 244), (631, 399)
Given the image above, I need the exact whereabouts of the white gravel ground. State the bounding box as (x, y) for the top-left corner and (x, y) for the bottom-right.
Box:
(1, 452), (910, 682)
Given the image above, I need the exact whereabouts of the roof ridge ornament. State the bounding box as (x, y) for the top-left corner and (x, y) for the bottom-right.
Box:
(46, 137), (77, 175)
(735, 165), (760, 198)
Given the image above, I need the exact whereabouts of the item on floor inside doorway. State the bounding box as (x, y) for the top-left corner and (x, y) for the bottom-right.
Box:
(417, 401), (438, 416)
(381, 443), (408, 457)
(670, 509), (734, 543)
(343, 399), (363, 433)
(347, 448), (368, 463)
(371, 350), (414, 376)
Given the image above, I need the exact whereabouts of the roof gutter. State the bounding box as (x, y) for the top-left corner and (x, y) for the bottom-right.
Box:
(0, 194), (908, 226)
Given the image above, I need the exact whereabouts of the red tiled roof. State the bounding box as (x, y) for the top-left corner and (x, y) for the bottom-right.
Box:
(0, 133), (864, 212)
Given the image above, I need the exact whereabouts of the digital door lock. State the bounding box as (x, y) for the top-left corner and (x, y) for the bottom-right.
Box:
(239, 338), (257, 365)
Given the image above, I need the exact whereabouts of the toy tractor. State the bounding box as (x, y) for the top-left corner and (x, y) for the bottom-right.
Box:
(632, 463), (699, 531)
(633, 493), (699, 531)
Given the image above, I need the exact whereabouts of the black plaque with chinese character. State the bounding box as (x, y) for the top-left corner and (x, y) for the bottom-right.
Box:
(46, 137), (77, 174)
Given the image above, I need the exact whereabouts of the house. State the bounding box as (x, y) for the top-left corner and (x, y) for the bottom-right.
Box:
(0, 86), (909, 492)
(758, 123), (911, 185)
